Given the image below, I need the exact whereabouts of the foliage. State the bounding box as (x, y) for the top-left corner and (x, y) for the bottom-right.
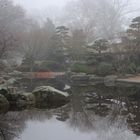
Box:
(118, 63), (137, 74)
(136, 66), (140, 73)
(19, 60), (66, 72)
(89, 39), (109, 54)
(127, 63), (137, 74)
(71, 63), (94, 74)
(35, 61), (66, 72)
(56, 26), (70, 44)
(68, 29), (87, 62)
(96, 62), (113, 76)
(47, 34), (65, 62)
(43, 18), (55, 37)
(0, 0), (27, 59)
(87, 58), (98, 65)
(63, 0), (128, 41)
(123, 16), (140, 52)
(22, 19), (56, 63)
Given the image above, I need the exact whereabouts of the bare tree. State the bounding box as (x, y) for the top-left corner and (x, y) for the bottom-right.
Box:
(0, 0), (27, 59)
(61, 0), (130, 42)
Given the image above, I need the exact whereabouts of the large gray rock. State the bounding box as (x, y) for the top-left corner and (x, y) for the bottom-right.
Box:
(17, 93), (35, 107)
(32, 86), (70, 108)
(0, 87), (19, 105)
(0, 94), (9, 111)
(0, 87), (35, 108)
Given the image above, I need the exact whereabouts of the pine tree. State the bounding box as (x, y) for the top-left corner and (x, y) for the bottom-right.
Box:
(125, 16), (140, 52)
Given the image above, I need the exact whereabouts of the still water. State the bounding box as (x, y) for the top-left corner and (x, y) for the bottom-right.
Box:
(1, 80), (140, 140)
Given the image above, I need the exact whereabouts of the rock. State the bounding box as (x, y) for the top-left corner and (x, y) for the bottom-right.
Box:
(0, 86), (17, 95)
(63, 85), (71, 91)
(6, 78), (17, 85)
(0, 94), (9, 105)
(0, 94), (9, 111)
(0, 77), (6, 84)
(0, 87), (18, 105)
(32, 86), (70, 108)
(0, 87), (8, 94)
(17, 93), (35, 107)
(0, 87), (35, 108)
(0, 86), (9, 113)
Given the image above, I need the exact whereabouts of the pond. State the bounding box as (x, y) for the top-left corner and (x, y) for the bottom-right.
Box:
(1, 80), (140, 140)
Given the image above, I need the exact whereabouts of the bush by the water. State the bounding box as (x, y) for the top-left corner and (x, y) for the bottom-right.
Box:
(71, 63), (94, 74)
(96, 62), (113, 76)
(34, 61), (66, 72)
(18, 61), (66, 72)
(118, 63), (137, 74)
(136, 66), (140, 73)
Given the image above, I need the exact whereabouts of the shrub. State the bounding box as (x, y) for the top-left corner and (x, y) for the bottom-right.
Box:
(35, 61), (66, 72)
(136, 66), (140, 73)
(71, 63), (94, 74)
(96, 62), (113, 76)
(19, 60), (66, 72)
(126, 63), (137, 74)
(17, 65), (32, 72)
(118, 63), (137, 74)
(87, 58), (98, 65)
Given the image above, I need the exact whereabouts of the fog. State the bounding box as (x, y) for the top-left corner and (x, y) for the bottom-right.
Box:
(1, 0), (140, 140)
(0, 0), (138, 68)
(13, 0), (74, 13)
(13, 0), (140, 14)
(0, 0), (140, 69)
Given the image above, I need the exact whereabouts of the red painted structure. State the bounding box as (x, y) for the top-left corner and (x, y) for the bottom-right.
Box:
(34, 72), (65, 79)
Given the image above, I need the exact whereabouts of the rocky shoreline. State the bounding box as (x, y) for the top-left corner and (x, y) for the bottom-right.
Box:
(1, 72), (140, 110)
(0, 86), (70, 110)
(70, 73), (140, 87)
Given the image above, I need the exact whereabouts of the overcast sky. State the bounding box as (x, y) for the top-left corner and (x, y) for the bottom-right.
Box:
(13, 0), (140, 10)
(13, 0), (72, 11)
(13, 0), (140, 18)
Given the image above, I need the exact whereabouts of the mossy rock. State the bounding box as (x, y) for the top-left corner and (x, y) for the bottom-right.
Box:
(32, 86), (70, 108)
(17, 93), (35, 107)
(0, 94), (9, 112)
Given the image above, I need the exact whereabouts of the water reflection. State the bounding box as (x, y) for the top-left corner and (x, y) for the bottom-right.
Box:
(0, 112), (26, 140)
(1, 84), (140, 140)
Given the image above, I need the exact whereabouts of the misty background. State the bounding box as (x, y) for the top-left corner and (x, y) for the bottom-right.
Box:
(1, 0), (140, 73)
(13, 0), (140, 17)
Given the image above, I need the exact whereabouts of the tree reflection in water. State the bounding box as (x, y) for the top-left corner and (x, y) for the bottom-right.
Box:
(0, 84), (140, 140)
(0, 112), (26, 140)
(68, 84), (140, 136)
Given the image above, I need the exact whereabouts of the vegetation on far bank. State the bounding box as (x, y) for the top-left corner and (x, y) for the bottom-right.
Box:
(0, 0), (140, 77)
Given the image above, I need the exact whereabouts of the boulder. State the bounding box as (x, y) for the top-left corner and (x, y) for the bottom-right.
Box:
(32, 86), (70, 108)
(17, 93), (35, 107)
(0, 94), (9, 112)
(0, 87), (18, 105)
(0, 87), (8, 95)
(0, 77), (6, 84)
(0, 87), (35, 108)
